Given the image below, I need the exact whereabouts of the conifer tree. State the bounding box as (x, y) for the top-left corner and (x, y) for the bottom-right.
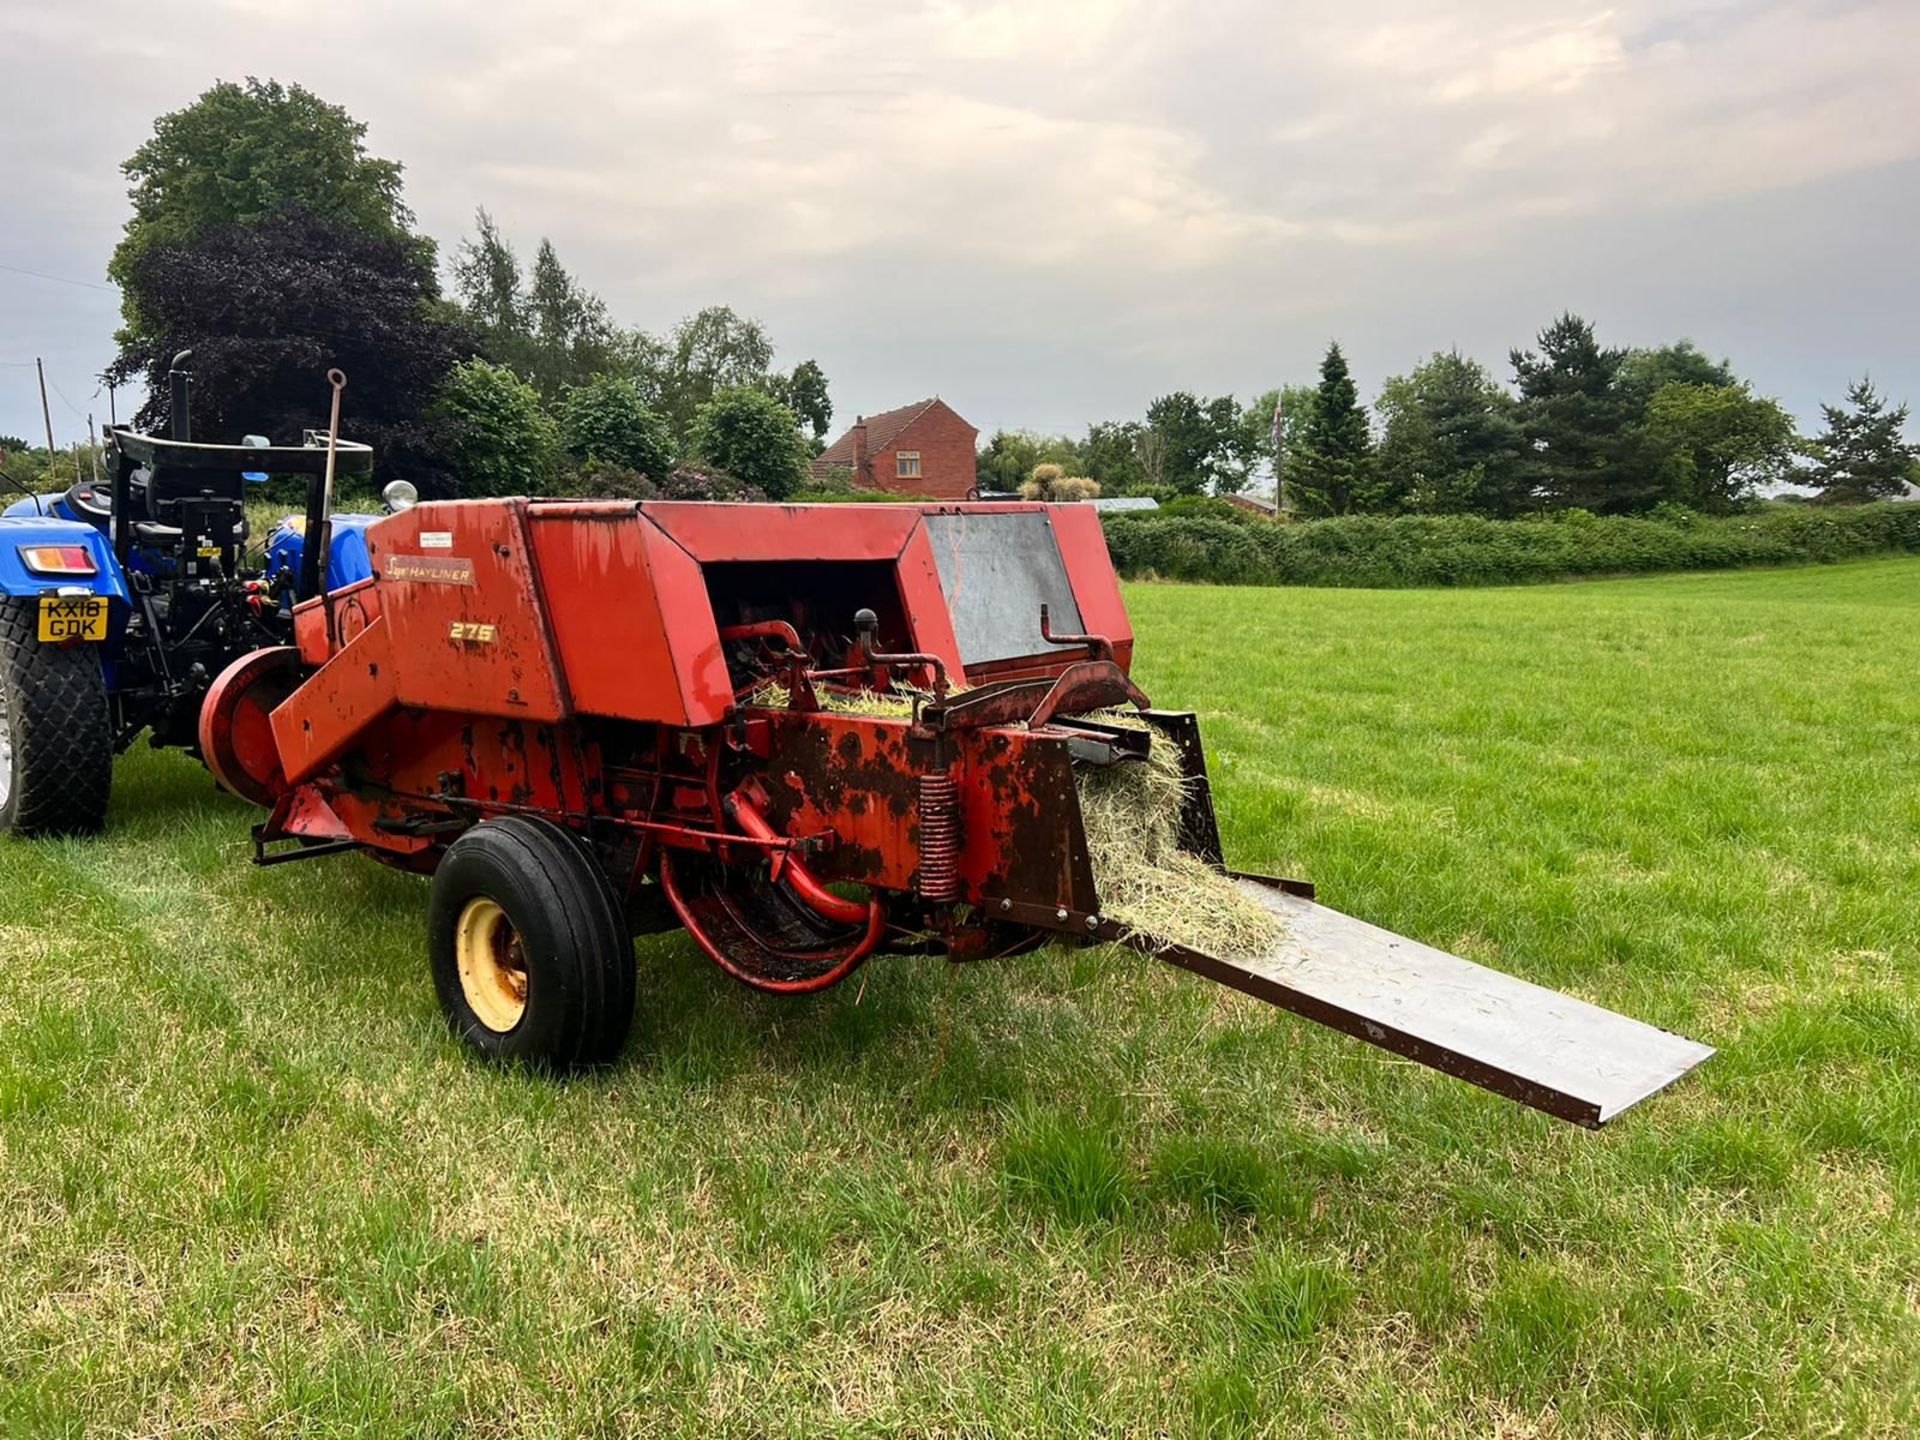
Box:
(1287, 343), (1375, 515)
(1809, 379), (1917, 503)
(1511, 313), (1631, 511)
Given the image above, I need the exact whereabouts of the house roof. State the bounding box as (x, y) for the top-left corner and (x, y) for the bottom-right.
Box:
(815, 398), (945, 469)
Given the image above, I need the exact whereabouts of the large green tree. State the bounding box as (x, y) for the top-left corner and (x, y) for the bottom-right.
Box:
(1617, 341), (1737, 410)
(450, 212), (624, 398)
(558, 375), (674, 479)
(1286, 343), (1375, 515)
(111, 79), (421, 333)
(1642, 382), (1796, 512)
(432, 358), (558, 497)
(1808, 379), (1917, 504)
(1374, 351), (1528, 516)
(1142, 391), (1243, 496)
(103, 207), (473, 485)
(1080, 420), (1149, 494)
(767, 358), (833, 441)
(644, 307), (776, 441)
(689, 387), (810, 500)
(1511, 314), (1636, 512)
(976, 430), (1081, 493)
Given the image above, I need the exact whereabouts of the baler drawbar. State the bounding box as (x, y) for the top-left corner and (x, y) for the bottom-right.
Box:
(202, 497), (1711, 1125)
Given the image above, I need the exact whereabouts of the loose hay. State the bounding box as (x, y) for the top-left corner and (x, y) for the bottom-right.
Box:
(748, 682), (923, 718)
(1072, 711), (1281, 957)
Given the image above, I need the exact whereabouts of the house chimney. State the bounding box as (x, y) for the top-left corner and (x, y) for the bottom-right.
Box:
(851, 416), (869, 487)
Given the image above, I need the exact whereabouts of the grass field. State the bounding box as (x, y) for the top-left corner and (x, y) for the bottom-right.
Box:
(3, 559), (1918, 1437)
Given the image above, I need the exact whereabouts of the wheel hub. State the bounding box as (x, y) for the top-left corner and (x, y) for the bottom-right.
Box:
(455, 896), (527, 1033)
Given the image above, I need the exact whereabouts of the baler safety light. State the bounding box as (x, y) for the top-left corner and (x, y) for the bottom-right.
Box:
(18, 544), (97, 576)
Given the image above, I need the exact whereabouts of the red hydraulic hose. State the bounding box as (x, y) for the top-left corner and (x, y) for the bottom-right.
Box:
(659, 851), (886, 995)
(723, 790), (871, 927)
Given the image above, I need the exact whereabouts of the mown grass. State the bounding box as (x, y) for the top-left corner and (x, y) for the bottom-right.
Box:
(3, 559), (1918, 1436)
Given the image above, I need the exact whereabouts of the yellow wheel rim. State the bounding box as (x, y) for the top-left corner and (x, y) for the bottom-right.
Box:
(455, 896), (527, 1033)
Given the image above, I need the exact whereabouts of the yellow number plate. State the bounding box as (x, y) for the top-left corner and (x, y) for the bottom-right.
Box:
(37, 595), (108, 642)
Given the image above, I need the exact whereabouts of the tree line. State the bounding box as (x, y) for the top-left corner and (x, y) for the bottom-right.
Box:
(98, 79), (828, 500)
(980, 324), (1916, 516)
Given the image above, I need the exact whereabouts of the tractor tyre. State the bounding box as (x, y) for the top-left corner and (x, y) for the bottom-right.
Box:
(427, 816), (635, 1069)
(0, 596), (112, 837)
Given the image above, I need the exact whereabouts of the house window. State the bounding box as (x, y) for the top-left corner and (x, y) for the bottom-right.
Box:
(896, 451), (921, 479)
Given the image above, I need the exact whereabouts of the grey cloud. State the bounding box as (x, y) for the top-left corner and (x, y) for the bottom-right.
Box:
(2, 0), (1915, 447)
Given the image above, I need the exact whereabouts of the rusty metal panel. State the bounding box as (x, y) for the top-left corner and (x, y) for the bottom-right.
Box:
(271, 614), (398, 785)
(957, 726), (1100, 913)
(1149, 879), (1714, 1127)
(755, 709), (923, 890)
(923, 511), (1084, 666)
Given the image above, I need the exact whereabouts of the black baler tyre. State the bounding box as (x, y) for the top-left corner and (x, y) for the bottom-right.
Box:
(428, 817), (634, 1069)
(0, 596), (112, 837)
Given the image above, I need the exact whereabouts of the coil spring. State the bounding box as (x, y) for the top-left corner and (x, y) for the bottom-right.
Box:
(917, 772), (960, 903)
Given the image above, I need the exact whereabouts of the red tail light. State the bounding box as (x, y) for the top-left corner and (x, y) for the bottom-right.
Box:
(18, 544), (97, 576)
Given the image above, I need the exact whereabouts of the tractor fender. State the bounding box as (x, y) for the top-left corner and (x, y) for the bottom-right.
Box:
(266, 513), (377, 591)
(2, 493), (68, 521)
(0, 516), (130, 604)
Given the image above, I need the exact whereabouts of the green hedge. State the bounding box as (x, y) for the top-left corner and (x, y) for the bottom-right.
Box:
(1099, 504), (1920, 588)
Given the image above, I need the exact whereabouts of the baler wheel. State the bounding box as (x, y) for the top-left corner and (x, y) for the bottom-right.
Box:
(428, 817), (635, 1069)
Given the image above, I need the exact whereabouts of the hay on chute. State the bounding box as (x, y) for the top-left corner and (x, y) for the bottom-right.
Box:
(1071, 711), (1281, 957)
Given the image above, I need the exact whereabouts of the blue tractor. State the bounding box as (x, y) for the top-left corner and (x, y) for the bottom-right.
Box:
(0, 355), (408, 835)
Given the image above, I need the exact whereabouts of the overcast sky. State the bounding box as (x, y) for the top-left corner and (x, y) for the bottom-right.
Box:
(3, 0), (1916, 450)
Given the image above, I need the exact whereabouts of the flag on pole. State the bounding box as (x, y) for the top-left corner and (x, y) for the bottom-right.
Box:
(1270, 392), (1285, 510)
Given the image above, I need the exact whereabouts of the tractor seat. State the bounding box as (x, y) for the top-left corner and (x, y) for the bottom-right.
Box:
(131, 462), (250, 551)
(132, 517), (250, 548)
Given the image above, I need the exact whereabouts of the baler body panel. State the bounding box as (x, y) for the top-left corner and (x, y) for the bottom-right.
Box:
(525, 503), (730, 726)
(755, 710), (924, 891)
(363, 503), (570, 721)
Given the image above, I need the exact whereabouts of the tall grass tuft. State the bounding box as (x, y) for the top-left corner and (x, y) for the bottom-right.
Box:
(999, 1104), (1132, 1224)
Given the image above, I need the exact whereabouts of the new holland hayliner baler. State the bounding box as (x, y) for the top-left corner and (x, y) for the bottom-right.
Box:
(201, 497), (1711, 1125)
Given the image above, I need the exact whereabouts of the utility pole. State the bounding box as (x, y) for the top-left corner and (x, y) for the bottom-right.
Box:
(87, 415), (100, 483)
(36, 357), (58, 483)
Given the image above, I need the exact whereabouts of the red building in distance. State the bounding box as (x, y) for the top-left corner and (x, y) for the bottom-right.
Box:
(811, 398), (978, 500)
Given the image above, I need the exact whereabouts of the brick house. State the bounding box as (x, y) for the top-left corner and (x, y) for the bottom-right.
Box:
(811, 398), (978, 500)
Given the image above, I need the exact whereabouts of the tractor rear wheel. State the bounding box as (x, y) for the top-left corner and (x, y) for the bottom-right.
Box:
(427, 817), (635, 1069)
(0, 597), (112, 837)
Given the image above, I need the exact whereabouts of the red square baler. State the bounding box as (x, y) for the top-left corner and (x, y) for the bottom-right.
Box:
(201, 498), (1710, 1124)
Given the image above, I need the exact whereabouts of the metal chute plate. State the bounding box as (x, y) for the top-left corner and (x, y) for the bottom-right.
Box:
(1144, 878), (1715, 1127)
